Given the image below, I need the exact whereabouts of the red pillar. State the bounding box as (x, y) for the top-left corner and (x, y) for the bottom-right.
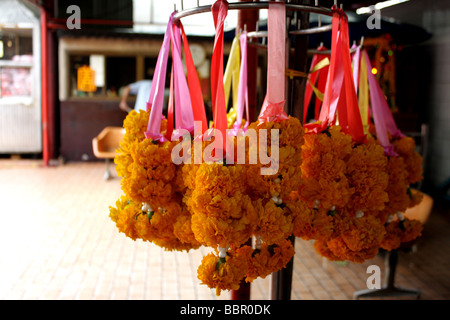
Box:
(41, 7), (49, 166)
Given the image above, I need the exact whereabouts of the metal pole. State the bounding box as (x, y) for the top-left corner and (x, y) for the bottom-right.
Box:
(231, 2), (259, 300)
(270, 235), (296, 300)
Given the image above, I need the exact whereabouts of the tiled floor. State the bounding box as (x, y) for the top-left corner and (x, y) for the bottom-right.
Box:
(0, 160), (449, 300)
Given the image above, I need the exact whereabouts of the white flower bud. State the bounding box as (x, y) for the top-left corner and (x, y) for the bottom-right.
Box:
(218, 246), (228, 258)
(141, 203), (152, 212)
(314, 199), (320, 209)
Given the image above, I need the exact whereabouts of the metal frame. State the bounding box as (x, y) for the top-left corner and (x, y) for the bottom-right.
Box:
(171, 0), (344, 301)
(173, 1), (334, 22)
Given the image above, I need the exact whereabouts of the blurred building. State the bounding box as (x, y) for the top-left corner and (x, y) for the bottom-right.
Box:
(0, 0), (41, 154)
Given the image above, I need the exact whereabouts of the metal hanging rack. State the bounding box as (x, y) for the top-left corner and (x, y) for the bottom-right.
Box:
(171, 0), (356, 301)
(173, 0), (363, 56)
(173, 1), (334, 22)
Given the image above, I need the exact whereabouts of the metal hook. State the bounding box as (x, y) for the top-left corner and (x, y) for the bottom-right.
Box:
(315, 0), (322, 27)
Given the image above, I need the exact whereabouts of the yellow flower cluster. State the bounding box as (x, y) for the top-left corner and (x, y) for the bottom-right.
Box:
(111, 112), (306, 295)
(110, 108), (425, 294)
(295, 124), (425, 263)
(192, 116), (305, 294)
(245, 116), (305, 200)
(110, 110), (200, 252)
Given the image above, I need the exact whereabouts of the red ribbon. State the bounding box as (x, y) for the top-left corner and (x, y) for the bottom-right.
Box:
(308, 7), (365, 144)
(210, 0), (229, 156)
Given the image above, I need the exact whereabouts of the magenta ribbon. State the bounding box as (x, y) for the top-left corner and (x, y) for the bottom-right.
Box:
(145, 13), (175, 141)
(364, 50), (402, 156)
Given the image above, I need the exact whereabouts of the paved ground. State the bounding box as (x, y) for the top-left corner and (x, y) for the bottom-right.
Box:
(0, 160), (449, 300)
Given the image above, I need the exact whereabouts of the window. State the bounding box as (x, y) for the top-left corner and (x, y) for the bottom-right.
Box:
(68, 54), (138, 98)
(0, 29), (33, 98)
(106, 56), (136, 96)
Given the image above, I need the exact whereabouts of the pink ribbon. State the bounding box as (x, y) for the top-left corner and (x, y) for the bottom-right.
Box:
(145, 13), (174, 141)
(364, 51), (401, 156)
(258, 1), (288, 123)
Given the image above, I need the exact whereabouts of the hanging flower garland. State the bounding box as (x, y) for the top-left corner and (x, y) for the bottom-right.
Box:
(108, 195), (201, 251)
(236, 238), (295, 283)
(345, 137), (389, 217)
(188, 162), (257, 249)
(245, 116), (305, 201)
(107, 2), (430, 297)
(381, 214), (423, 251)
(299, 125), (353, 211)
(197, 248), (248, 296)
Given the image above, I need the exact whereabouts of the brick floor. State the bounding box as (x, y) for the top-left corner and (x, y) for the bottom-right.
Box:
(0, 160), (449, 300)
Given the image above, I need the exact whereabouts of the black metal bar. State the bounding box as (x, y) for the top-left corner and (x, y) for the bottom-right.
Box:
(270, 235), (295, 300)
(353, 250), (421, 299)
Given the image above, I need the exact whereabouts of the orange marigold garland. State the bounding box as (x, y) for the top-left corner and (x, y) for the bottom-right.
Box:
(345, 137), (389, 217)
(245, 116), (305, 200)
(109, 195), (200, 252)
(237, 238), (295, 283)
(380, 213), (423, 251)
(392, 136), (423, 185)
(109, 71), (429, 294)
(188, 162), (257, 248)
(299, 125), (354, 211)
(381, 155), (410, 223)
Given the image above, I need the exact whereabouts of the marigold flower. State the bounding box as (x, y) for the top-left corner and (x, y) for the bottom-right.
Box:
(392, 136), (423, 185)
(253, 199), (294, 245)
(299, 126), (354, 209)
(345, 138), (389, 215)
(326, 237), (380, 263)
(314, 214), (385, 263)
(197, 251), (248, 296)
(238, 239), (295, 282)
(245, 117), (305, 199)
(109, 195), (140, 241)
(188, 163), (258, 247)
(380, 156), (410, 222)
